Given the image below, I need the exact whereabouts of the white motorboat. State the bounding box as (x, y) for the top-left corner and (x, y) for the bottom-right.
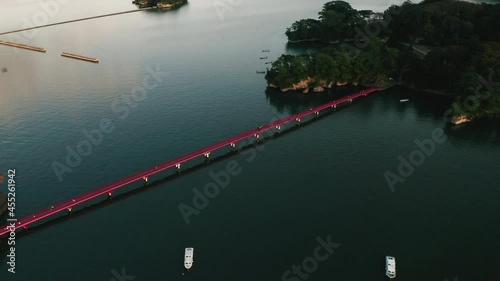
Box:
(385, 256), (396, 278)
(184, 247), (194, 270)
(400, 99), (409, 102)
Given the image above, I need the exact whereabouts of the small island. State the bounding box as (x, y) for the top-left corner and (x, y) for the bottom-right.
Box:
(265, 0), (500, 124)
(133, 0), (187, 9)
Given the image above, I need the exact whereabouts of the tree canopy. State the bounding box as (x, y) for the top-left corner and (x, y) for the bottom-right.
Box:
(272, 0), (500, 119)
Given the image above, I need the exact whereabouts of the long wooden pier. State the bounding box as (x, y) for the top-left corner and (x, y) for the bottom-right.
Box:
(0, 87), (380, 237)
(61, 52), (99, 63)
(0, 40), (46, 52)
(0, 8), (153, 36)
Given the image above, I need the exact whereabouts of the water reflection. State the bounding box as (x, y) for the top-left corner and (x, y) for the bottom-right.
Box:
(445, 119), (500, 145)
(284, 41), (326, 56)
(142, 1), (189, 16)
(265, 85), (359, 114)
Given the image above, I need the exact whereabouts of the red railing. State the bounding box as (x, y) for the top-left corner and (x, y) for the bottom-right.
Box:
(0, 87), (379, 237)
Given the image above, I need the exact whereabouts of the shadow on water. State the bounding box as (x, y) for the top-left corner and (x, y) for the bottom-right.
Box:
(141, 1), (189, 16)
(284, 41), (326, 55)
(267, 84), (500, 145)
(265, 85), (361, 114)
(0, 104), (356, 255)
(381, 85), (452, 119)
(445, 119), (500, 146)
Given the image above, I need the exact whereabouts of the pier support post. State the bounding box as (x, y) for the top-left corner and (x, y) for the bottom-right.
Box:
(68, 207), (72, 213)
(176, 163), (181, 173)
(314, 111), (319, 116)
(143, 176), (148, 185)
(254, 133), (260, 140)
(295, 118), (301, 124)
(230, 143), (236, 150)
(204, 152), (211, 159)
(108, 192), (112, 199)
(275, 125), (281, 132)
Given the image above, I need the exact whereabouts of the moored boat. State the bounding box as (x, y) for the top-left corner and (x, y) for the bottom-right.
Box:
(400, 99), (409, 102)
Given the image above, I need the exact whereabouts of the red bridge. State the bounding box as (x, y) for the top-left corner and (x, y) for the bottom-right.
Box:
(0, 87), (380, 237)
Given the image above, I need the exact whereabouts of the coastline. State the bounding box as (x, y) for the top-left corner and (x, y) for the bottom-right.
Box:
(266, 80), (489, 125)
(133, 0), (187, 9)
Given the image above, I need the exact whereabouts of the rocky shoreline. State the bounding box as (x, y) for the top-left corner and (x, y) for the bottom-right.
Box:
(268, 77), (350, 93)
(133, 0), (186, 9)
(267, 79), (488, 125)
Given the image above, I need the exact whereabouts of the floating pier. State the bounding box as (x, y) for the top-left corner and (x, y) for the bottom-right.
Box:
(0, 40), (46, 53)
(61, 52), (99, 63)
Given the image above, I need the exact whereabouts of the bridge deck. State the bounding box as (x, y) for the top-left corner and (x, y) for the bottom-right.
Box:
(0, 87), (379, 237)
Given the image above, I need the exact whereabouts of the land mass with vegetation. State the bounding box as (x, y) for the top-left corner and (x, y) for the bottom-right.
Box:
(133, 0), (187, 9)
(265, 0), (500, 123)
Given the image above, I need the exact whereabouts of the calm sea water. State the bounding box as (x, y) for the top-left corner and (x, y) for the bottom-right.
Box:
(1, 0), (499, 281)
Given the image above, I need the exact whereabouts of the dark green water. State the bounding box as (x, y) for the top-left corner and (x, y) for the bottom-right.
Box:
(0, 1), (499, 281)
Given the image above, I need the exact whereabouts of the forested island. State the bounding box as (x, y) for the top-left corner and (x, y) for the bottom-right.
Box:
(133, 0), (187, 9)
(266, 0), (500, 123)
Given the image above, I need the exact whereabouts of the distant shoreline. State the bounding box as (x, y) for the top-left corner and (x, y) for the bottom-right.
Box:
(0, 8), (154, 36)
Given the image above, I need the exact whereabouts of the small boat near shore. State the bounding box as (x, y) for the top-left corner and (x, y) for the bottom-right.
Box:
(400, 99), (409, 102)
(385, 256), (396, 278)
(262, 49), (270, 52)
(265, 61), (273, 64)
(256, 70), (266, 74)
(184, 247), (194, 270)
(260, 56), (268, 59)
